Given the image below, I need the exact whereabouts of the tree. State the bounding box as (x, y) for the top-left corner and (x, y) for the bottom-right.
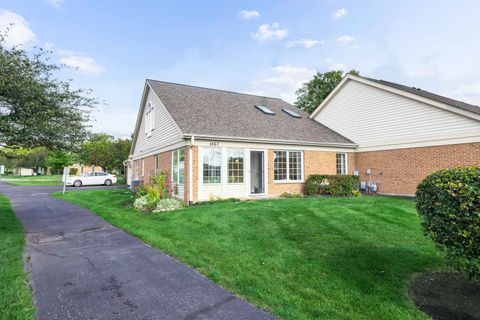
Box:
(295, 70), (359, 114)
(47, 150), (73, 174)
(0, 31), (97, 151)
(16, 147), (49, 174)
(78, 133), (131, 173)
(110, 138), (132, 174)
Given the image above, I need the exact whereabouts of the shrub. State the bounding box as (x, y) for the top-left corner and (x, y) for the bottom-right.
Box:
(305, 175), (360, 196)
(153, 198), (184, 212)
(416, 166), (480, 280)
(280, 191), (303, 198)
(133, 195), (150, 212)
(69, 168), (78, 175)
(195, 197), (240, 206)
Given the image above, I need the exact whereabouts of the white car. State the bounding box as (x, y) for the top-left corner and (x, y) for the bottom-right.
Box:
(65, 172), (117, 187)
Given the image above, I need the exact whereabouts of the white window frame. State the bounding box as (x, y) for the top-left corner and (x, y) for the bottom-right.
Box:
(273, 150), (304, 183)
(336, 153), (348, 175)
(227, 149), (245, 184)
(202, 147), (222, 184)
(141, 158), (145, 177)
(171, 149), (185, 185)
(144, 102), (155, 136)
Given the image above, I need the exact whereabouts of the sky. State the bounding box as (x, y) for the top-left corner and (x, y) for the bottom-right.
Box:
(1, 0), (480, 138)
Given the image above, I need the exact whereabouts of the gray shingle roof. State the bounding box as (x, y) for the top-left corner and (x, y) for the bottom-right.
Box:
(147, 80), (355, 145)
(361, 76), (480, 115)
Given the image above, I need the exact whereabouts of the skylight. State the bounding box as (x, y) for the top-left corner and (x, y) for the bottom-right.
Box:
(282, 109), (301, 118)
(255, 105), (275, 115)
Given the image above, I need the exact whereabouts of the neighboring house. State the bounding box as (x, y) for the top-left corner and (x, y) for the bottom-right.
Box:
(127, 80), (357, 203)
(69, 163), (103, 175)
(128, 76), (480, 201)
(310, 74), (480, 195)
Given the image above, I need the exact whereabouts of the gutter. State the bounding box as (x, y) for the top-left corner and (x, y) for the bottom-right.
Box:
(182, 134), (357, 148)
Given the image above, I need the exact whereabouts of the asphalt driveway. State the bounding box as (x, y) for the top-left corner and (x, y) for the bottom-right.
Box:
(0, 182), (275, 320)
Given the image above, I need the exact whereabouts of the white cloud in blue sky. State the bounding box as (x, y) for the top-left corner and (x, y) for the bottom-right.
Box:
(1, 1), (479, 138)
(238, 10), (260, 20)
(252, 23), (288, 42)
(332, 8), (348, 20)
(0, 9), (36, 47)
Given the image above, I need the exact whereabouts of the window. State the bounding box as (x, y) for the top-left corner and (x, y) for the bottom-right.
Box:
(172, 149), (185, 185)
(203, 148), (221, 183)
(134, 160), (139, 180)
(154, 155), (159, 173)
(274, 150), (303, 182)
(255, 105), (275, 115)
(336, 153), (347, 175)
(144, 102), (155, 135)
(282, 109), (301, 118)
(141, 158), (144, 177)
(228, 149), (244, 183)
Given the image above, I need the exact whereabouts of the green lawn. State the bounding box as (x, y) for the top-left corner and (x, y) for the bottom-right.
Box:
(55, 190), (444, 320)
(3, 174), (126, 186)
(0, 195), (35, 320)
(2, 175), (63, 186)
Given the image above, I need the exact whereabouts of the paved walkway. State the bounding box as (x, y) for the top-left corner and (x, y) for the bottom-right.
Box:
(0, 182), (275, 320)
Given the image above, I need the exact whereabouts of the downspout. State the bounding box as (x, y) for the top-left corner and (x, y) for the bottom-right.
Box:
(189, 135), (195, 205)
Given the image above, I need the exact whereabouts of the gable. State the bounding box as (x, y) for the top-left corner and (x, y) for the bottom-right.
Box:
(312, 79), (480, 150)
(131, 85), (183, 157)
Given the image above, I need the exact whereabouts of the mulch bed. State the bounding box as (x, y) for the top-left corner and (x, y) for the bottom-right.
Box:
(408, 272), (480, 320)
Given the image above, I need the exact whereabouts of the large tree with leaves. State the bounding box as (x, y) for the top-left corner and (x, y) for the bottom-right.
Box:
(78, 133), (131, 173)
(295, 70), (359, 114)
(0, 32), (97, 153)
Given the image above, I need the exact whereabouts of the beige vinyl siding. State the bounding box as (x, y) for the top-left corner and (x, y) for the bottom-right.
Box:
(313, 80), (480, 148)
(132, 86), (183, 157)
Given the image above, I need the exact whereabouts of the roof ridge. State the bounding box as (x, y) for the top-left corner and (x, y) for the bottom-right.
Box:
(146, 79), (286, 102)
(357, 75), (480, 108)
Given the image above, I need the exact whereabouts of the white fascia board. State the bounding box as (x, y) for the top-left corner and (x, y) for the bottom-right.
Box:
(183, 134), (357, 151)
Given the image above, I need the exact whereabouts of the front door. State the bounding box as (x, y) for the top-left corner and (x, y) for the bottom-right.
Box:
(250, 151), (265, 194)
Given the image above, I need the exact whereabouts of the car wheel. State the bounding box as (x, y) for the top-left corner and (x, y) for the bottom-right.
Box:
(104, 179), (112, 186)
(74, 180), (82, 187)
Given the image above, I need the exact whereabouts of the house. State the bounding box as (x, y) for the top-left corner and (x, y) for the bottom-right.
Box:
(310, 74), (480, 195)
(69, 163), (103, 175)
(127, 76), (480, 201)
(127, 80), (357, 203)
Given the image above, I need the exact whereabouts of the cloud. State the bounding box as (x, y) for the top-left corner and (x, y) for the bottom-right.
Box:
(59, 52), (105, 76)
(325, 58), (346, 71)
(401, 62), (436, 78)
(238, 10), (260, 20)
(337, 35), (356, 46)
(44, 0), (65, 9)
(0, 10), (37, 48)
(252, 22), (288, 42)
(248, 65), (317, 103)
(285, 38), (324, 49)
(452, 82), (480, 105)
(332, 8), (348, 20)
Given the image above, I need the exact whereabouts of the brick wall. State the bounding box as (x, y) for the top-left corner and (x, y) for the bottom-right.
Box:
(267, 149), (346, 196)
(138, 151), (172, 185)
(354, 142), (480, 195)
(183, 146), (198, 203)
